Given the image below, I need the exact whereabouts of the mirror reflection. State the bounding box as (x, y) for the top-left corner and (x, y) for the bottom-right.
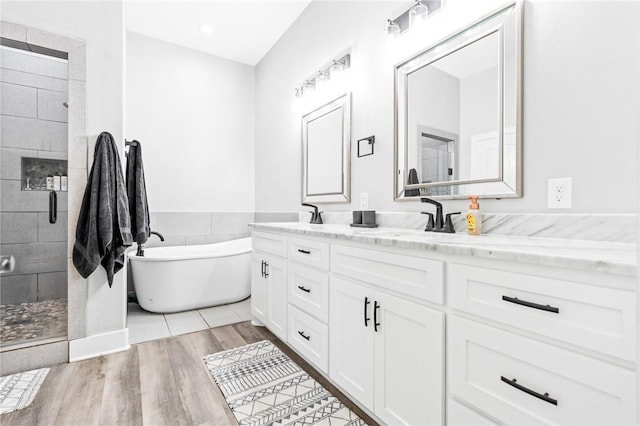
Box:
(395, 3), (521, 199)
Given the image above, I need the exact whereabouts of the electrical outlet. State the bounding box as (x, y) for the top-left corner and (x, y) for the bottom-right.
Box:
(547, 177), (572, 209)
(360, 192), (369, 210)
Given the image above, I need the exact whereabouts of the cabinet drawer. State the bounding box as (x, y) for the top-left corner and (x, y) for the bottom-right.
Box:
(448, 398), (498, 426)
(253, 231), (287, 258)
(448, 264), (637, 361)
(288, 305), (328, 374)
(332, 244), (444, 304)
(448, 316), (637, 426)
(288, 238), (329, 270)
(288, 263), (329, 323)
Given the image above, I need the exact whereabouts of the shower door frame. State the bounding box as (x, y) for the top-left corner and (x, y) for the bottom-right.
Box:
(0, 21), (88, 375)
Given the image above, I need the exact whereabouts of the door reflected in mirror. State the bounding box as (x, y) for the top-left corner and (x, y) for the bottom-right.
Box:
(395, 3), (521, 200)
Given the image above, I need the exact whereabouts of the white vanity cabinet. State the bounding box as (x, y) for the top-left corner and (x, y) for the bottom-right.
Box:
(251, 231), (288, 341)
(446, 262), (638, 426)
(330, 276), (444, 425)
(251, 225), (638, 426)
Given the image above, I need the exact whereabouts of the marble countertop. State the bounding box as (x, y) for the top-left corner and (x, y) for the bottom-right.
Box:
(250, 222), (637, 277)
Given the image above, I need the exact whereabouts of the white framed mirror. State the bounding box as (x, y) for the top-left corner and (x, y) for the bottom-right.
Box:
(394, 2), (522, 200)
(302, 93), (351, 204)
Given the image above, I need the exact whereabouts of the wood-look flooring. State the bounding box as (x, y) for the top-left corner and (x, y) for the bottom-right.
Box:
(2, 321), (377, 426)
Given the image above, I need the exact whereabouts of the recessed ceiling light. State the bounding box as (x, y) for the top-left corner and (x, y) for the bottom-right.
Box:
(198, 24), (214, 35)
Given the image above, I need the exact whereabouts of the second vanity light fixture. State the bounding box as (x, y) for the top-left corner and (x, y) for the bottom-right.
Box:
(386, 0), (444, 38)
(295, 53), (350, 98)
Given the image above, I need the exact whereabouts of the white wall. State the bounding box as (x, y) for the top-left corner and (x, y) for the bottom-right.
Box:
(255, 0), (640, 214)
(1, 1), (127, 338)
(126, 32), (255, 212)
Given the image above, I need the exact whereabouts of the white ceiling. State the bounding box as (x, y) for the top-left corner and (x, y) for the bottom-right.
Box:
(433, 31), (500, 79)
(125, 1), (312, 66)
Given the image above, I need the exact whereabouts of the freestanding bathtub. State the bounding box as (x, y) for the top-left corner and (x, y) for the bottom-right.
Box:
(128, 237), (252, 313)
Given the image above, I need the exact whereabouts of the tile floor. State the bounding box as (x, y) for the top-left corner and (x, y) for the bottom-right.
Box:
(127, 298), (252, 345)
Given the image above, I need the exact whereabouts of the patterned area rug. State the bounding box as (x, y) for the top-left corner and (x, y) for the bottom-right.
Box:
(203, 340), (366, 426)
(0, 368), (49, 415)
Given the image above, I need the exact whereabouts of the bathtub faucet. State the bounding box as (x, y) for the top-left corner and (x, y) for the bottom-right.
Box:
(135, 231), (166, 257)
(150, 231), (165, 241)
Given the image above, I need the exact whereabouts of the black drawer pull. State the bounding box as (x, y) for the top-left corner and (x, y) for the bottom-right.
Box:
(263, 261), (269, 278)
(297, 285), (311, 293)
(298, 330), (311, 341)
(502, 296), (559, 314)
(261, 260), (265, 278)
(501, 376), (558, 406)
(364, 297), (370, 327)
(297, 249), (311, 254)
(374, 300), (381, 332)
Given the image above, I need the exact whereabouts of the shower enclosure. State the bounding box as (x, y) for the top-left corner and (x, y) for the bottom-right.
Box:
(0, 42), (69, 350)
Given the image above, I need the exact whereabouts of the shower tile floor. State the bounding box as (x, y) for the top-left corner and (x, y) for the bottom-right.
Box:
(0, 299), (68, 348)
(127, 298), (252, 345)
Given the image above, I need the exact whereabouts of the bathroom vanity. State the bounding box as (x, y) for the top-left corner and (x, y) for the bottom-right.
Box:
(250, 223), (637, 426)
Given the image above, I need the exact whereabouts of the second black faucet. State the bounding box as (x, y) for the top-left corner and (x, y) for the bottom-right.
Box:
(420, 197), (460, 233)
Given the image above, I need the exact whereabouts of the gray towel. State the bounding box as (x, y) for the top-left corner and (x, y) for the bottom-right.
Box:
(126, 141), (150, 245)
(73, 132), (133, 287)
(405, 168), (420, 196)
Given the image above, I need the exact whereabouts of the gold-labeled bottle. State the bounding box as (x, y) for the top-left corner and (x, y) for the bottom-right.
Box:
(466, 196), (482, 235)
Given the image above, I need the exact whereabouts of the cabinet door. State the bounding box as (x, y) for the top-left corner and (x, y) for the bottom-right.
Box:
(374, 291), (444, 425)
(251, 253), (268, 324)
(266, 256), (288, 341)
(329, 277), (375, 409)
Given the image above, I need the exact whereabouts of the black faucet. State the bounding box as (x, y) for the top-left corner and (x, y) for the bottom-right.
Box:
(150, 231), (165, 241)
(301, 203), (323, 224)
(420, 197), (460, 233)
(420, 198), (444, 230)
(136, 230), (166, 256)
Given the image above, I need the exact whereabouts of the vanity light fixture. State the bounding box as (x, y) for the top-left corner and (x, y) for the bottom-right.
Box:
(303, 79), (316, 94)
(198, 24), (214, 35)
(316, 70), (329, 88)
(387, 19), (401, 39)
(386, 0), (443, 38)
(329, 60), (345, 79)
(293, 53), (350, 99)
(409, 0), (429, 28)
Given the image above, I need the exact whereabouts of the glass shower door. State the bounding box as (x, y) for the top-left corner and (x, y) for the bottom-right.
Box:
(0, 44), (69, 349)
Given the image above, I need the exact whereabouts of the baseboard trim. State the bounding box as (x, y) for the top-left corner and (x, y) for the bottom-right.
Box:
(69, 328), (130, 362)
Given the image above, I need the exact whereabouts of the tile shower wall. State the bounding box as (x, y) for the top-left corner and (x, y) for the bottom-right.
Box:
(0, 47), (68, 304)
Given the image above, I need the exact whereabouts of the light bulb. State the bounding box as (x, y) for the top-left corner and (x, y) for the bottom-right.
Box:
(294, 87), (303, 98)
(316, 70), (329, 89)
(329, 60), (345, 79)
(409, 0), (429, 30)
(303, 80), (315, 94)
(386, 19), (400, 38)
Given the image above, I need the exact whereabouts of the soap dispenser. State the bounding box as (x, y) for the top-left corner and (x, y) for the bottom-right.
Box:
(466, 196), (482, 235)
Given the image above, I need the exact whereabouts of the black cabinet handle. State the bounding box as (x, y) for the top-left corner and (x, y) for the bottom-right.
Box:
(261, 260), (265, 278)
(374, 300), (381, 332)
(297, 249), (311, 254)
(49, 190), (57, 224)
(264, 261), (269, 278)
(502, 296), (559, 314)
(364, 297), (370, 327)
(298, 330), (311, 341)
(501, 376), (558, 406)
(297, 285), (311, 293)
